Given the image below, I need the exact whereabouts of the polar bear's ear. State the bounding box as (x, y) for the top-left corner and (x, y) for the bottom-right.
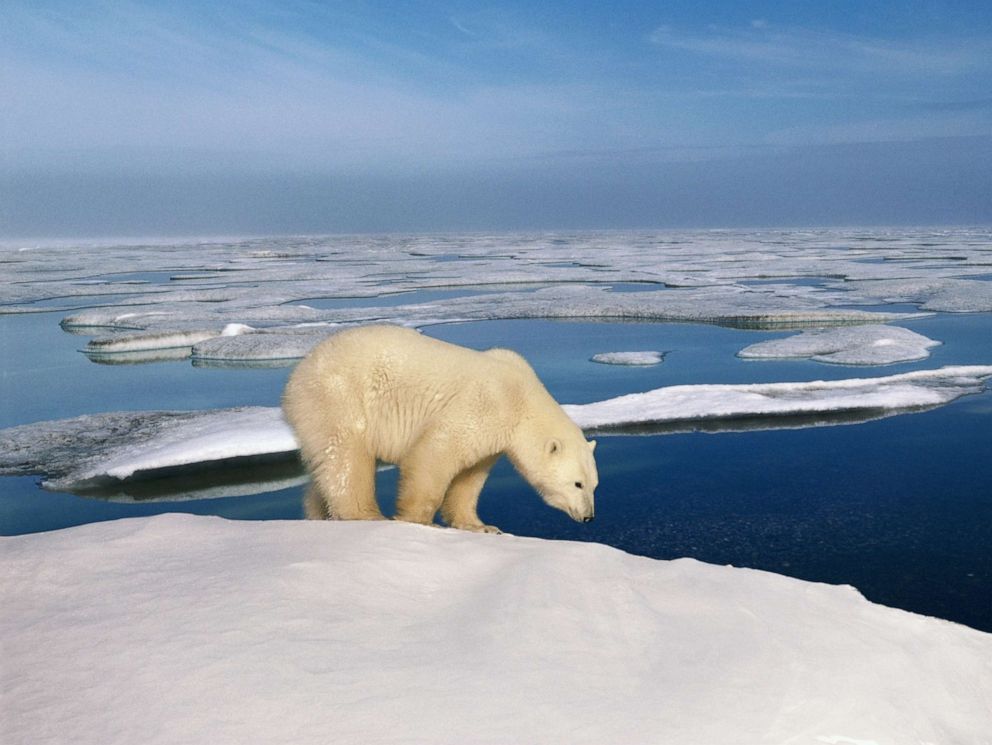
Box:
(588, 440), (597, 452)
(546, 438), (562, 456)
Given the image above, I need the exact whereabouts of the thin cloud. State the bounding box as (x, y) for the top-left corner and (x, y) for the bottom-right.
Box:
(648, 24), (992, 78)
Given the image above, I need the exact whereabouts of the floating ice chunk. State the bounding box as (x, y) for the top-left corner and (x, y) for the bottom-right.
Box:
(563, 365), (992, 432)
(2, 514), (990, 744)
(84, 328), (223, 356)
(590, 351), (665, 366)
(81, 407), (296, 485)
(85, 347), (197, 366)
(0, 408), (297, 491)
(4, 366), (990, 492)
(738, 325), (941, 366)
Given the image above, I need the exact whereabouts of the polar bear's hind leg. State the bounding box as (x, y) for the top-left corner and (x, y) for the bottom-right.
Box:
(309, 437), (383, 520)
(303, 484), (330, 520)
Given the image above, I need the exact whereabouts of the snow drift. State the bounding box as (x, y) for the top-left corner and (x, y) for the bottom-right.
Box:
(1, 514), (989, 745)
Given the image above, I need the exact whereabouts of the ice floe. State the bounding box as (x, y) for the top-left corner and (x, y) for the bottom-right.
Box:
(842, 277), (992, 312)
(737, 324), (941, 366)
(563, 365), (992, 433)
(2, 514), (990, 744)
(191, 325), (340, 367)
(3, 366), (989, 494)
(590, 351), (665, 366)
(84, 328), (224, 356)
(0, 407), (297, 492)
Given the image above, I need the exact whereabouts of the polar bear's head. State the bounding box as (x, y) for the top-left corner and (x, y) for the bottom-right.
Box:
(531, 434), (599, 523)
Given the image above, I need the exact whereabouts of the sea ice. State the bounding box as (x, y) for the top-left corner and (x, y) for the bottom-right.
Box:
(12, 228), (985, 353)
(842, 277), (992, 312)
(0, 407), (296, 491)
(1, 514), (989, 744)
(737, 325), (941, 366)
(3, 366), (989, 493)
(84, 328), (225, 356)
(191, 325), (340, 366)
(590, 351), (665, 366)
(563, 365), (992, 433)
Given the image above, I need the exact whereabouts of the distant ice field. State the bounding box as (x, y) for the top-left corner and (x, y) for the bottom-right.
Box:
(1, 227), (991, 631)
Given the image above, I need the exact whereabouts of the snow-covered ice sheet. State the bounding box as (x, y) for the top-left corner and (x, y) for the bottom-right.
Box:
(1, 514), (989, 745)
(737, 325), (941, 366)
(0, 408), (297, 491)
(590, 350), (665, 365)
(3, 366), (990, 493)
(190, 325), (340, 365)
(84, 328), (224, 356)
(562, 365), (992, 432)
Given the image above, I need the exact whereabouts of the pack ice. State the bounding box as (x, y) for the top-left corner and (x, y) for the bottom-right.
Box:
(11, 227), (992, 366)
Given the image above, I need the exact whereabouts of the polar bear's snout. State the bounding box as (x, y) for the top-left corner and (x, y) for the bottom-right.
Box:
(554, 488), (595, 523)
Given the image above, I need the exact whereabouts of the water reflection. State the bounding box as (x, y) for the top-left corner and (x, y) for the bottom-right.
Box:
(67, 456), (307, 503)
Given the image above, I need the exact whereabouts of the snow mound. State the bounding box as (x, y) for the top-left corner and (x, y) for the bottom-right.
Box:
(738, 325), (941, 366)
(590, 350), (665, 366)
(1, 514), (989, 744)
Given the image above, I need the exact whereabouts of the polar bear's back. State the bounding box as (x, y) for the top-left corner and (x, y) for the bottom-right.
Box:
(283, 325), (534, 463)
(301, 324), (501, 382)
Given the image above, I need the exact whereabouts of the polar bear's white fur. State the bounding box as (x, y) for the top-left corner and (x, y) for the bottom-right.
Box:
(282, 325), (598, 532)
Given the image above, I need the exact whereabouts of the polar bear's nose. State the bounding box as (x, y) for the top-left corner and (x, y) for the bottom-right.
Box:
(582, 514), (594, 523)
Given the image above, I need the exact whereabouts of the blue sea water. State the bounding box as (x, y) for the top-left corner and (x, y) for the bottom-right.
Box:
(1, 305), (991, 632)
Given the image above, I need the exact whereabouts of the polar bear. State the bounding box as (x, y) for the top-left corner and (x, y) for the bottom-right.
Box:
(282, 324), (598, 533)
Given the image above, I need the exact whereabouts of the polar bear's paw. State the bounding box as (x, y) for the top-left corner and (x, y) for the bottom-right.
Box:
(453, 522), (504, 534)
(476, 524), (504, 535)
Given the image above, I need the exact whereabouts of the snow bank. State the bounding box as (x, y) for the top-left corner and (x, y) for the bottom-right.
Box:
(590, 350), (665, 366)
(3, 366), (990, 493)
(737, 325), (941, 366)
(2, 514), (989, 745)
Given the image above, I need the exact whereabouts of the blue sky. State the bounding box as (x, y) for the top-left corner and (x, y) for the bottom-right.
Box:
(1, 0), (990, 235)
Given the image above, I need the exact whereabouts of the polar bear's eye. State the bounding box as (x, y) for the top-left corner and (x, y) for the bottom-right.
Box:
(574, 481), (583, 489)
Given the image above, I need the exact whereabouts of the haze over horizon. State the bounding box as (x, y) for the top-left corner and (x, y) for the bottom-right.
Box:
(2, 1), (990, 238)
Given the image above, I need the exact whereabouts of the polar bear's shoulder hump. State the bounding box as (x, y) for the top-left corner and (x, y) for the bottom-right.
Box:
(483, 347), (532, 369)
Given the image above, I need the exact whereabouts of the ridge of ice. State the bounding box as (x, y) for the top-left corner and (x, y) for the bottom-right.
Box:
(2, 514), (989, 744)
(737, 325), (941, 366)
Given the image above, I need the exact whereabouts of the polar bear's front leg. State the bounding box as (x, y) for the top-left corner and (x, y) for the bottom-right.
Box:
(394, 440), (460, 526)
(441, 455), (502, 533)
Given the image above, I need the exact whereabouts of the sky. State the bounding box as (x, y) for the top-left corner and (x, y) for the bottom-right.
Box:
(1, 0), (990, 236)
